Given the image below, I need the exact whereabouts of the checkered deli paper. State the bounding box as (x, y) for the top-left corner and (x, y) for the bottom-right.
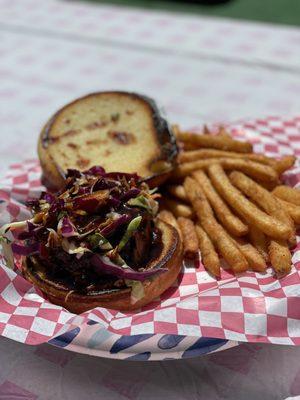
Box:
(1, 117), (300, 346)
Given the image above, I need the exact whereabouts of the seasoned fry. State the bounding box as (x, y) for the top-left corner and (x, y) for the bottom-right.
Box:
(275, 198), (300, 224)
(231, 237), (267, 272)
(273, 185), (300, 206)
(230, 171), (295, 245)
(176, 132), (253, 153)
(179, 151), (295, 175)
(173, 158), (278, 182)
(195, 225), (220, 276)
(173, 124), (208, 139)
(180, 142), (199, 151)
(197, 206), (249, 273)
(184, 177), (249, 273)
(208, 164), (291, 240)
(166, 185), (188, 202)
(182, 176), (207, 207)
(170, 124), (297, 278)
(255, 180), (278, 191)
(177, 141), (186, 152)
(183, 176), (206, 203)
(203, 125), (211, 135)
(269, 239), (292, 276)
(217, 126), (232, 139)
(173, 159), (213, 178)
(274, 155), (296, 175)
(248, 226), (269, 262)
(177, 217), (199, 259)
(157, 210), (183, 241)
(178, 149), (277, 166)
(193, 170), (248, 236)
(204, 125), (229, 136)
(164, 197), (193, 218)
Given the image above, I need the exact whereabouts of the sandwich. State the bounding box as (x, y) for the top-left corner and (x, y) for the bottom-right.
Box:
(1, 167), (182, 313)
(38, 91), (178, 191)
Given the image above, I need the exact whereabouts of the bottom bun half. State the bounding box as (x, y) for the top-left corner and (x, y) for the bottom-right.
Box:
(22, 219), (183, 314)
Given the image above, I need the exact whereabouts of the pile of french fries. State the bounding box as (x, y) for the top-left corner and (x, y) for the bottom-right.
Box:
(158, 125), (300, 278)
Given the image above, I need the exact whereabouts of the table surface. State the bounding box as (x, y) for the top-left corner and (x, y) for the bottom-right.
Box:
(1, 1), (300, 399)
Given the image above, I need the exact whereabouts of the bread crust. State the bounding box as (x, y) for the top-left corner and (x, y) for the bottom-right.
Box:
(38, 127), (65, 190)
(22, 220), (182, 313)
(38, 91), (178, 191)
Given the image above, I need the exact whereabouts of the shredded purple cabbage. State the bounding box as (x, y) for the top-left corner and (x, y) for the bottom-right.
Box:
(120, 188), (141, 202)
(59, 216), (78, 238)
(26, 198), (40, 209)
(83, 166), (106, 176)
(108, 196), (121, 208)
(105, 171), (140, 181)
(100, 214), (131, 236)
(17, 225), (45, 240)
(11, 242), (40, 256)
(91, 254), (167, 281)
(40, 192), (55, 204)
(73, 192), (109, 213)
(5, 165), (161, 291)
(93, 178), (119, 191)
(77, 186), (92, 196)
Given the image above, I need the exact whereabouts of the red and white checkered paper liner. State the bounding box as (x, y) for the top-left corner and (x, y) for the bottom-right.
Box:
(1, 116), (300, 346)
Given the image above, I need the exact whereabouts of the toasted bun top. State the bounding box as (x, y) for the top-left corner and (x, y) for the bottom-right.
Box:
(39, 91), (178, 190)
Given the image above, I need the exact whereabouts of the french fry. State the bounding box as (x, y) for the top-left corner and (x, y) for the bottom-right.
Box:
(157, 210), (183, 241)
(178, 149), (277, 166)
(230, 171), (295, 245)
(203, 125), (211, 135)
(255, 180), (278, 191)
(217, 126), (232, 139)
(208, 164), (291, 240)
(231, 237), (267, 272)
(179, 150), (295, 176)
(184, 177), (249, 273)
(248, 225), (269, 262)
(183, 176), (211, 210)
(176, 132), (253, 153)
(269, 239), (292, 277)
(176, 126), (212, 150)
(177, 217), (199, 259)
(273, 185), (300, 206)
(166, 185), (188, 202)
(195, 225), (220, 277)
(274, 155), (296, 175)
(172, 158), (278, 182)
(171, 158), (212, 179)
(174, 123), (225, 138)
(193, 170), (248, 236)
(163, 197), (193, 218)
(180, 142), (199, 151)
(275, 198), (300, 224)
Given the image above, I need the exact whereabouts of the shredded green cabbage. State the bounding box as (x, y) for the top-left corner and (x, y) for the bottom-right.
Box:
(0, 220), (30, 235)
(88, 232), (112, 250)
(61, 238), (91, 256)
(117, 216), (142, 251)
(127, 195), (158, 216)
(125, 279), (145, 304)
(0, 236), (14, 269)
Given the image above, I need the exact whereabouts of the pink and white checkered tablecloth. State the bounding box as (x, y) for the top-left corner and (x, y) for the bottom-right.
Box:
(1, 115), (300, 347)
(1, 0), (300, 399)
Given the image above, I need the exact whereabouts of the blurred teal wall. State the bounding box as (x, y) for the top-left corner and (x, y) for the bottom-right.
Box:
(83, 0), (300, 26)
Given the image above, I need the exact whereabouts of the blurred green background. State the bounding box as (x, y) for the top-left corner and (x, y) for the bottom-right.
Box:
(83, 0), (300, 26)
